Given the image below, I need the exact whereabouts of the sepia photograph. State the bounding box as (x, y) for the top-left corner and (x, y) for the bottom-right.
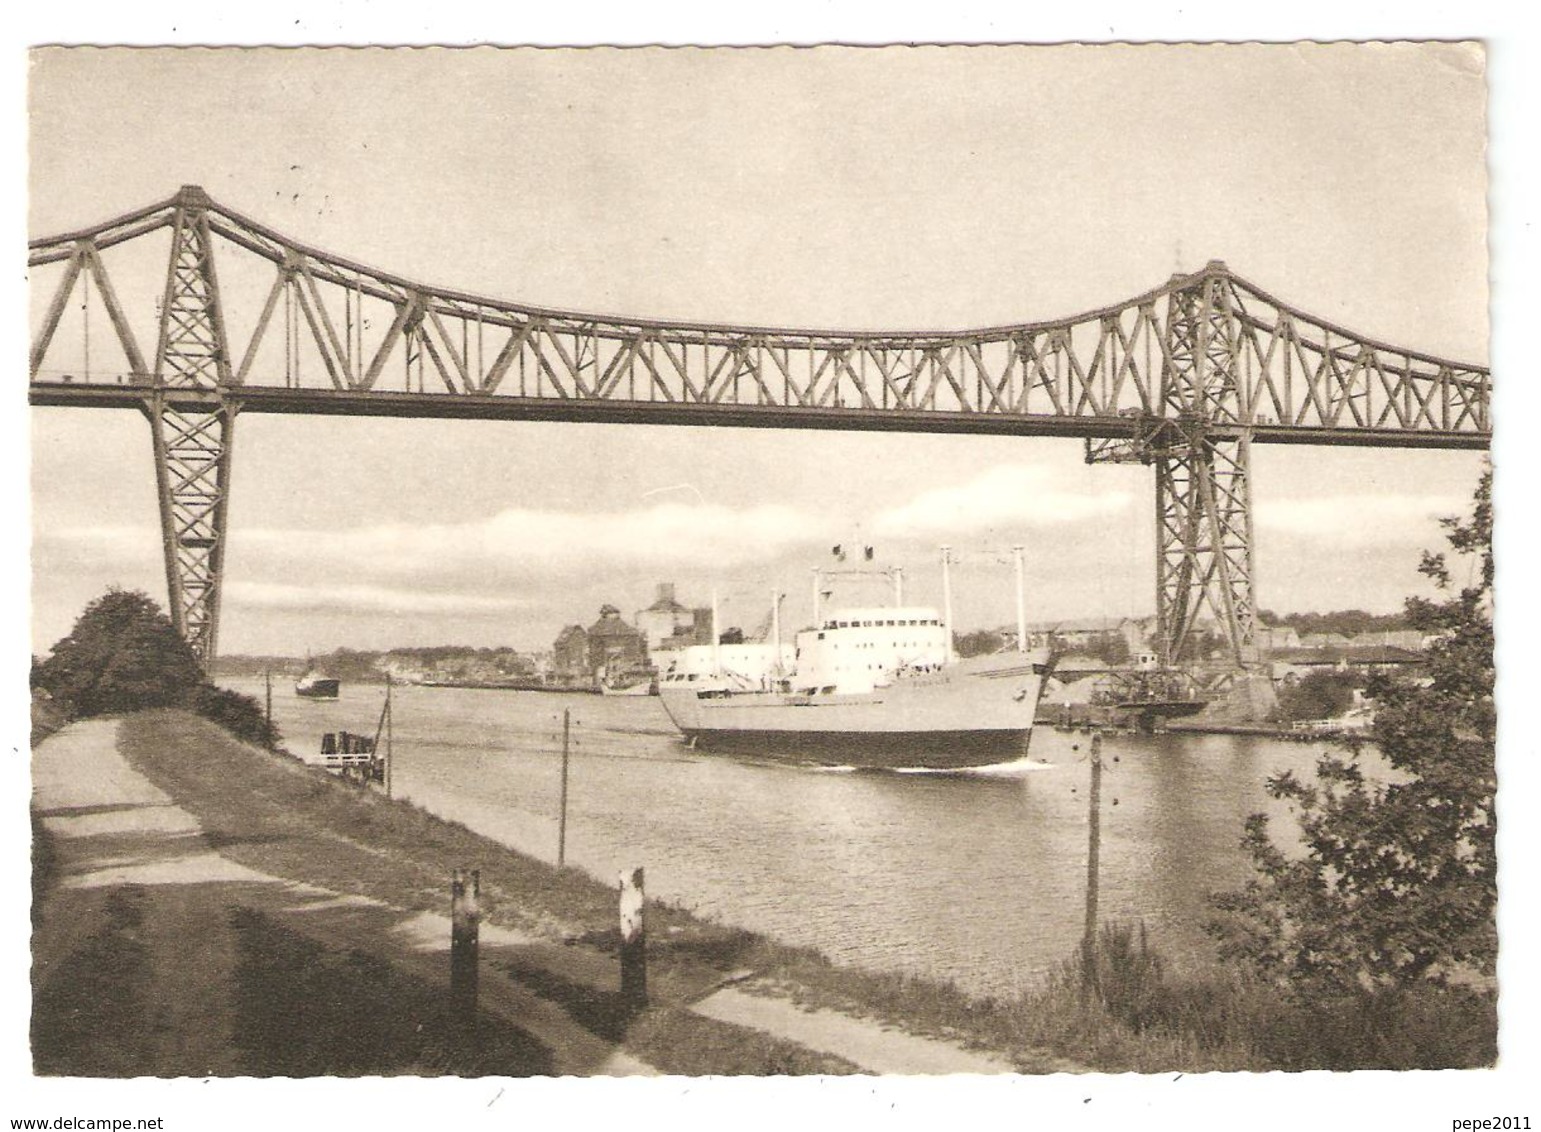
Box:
(11, 10), (1533, 1129)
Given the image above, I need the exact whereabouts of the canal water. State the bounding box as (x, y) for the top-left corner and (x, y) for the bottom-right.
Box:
(226, 677), (1320, 999)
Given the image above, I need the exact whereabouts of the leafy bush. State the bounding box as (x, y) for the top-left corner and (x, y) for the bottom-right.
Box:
(186, 684), (280, 749)
(35, 587), (281, 750)
(954, 629), (1005, 657)
(34, 588), (204, 716)
(1272, 669), (1361, 722)
(1209, 469), (1495, 997)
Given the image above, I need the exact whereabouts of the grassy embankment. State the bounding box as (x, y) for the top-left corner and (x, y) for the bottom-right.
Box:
(67, 710), (1494, 1073)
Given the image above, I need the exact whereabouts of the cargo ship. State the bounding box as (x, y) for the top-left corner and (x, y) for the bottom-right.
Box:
(658, 550), (1050, 769)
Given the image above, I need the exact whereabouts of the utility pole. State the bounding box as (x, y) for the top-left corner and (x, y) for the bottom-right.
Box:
(1083, 732), (1104, 955)
(384, 674), (393, 799)
(558, 708), (571, 868)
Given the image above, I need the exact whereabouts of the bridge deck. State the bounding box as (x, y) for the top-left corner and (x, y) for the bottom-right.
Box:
(28, 381), (1489, 450)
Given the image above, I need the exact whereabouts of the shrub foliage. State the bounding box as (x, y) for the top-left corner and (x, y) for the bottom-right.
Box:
(34, 589), (204, 716)
(34, 587), (280, 749)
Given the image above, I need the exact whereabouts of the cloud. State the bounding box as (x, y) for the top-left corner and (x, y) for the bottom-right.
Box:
(224, 581), (533, 616)
(232, 499), (819, 576)
(872, 464), (1133, 539)
(39, 524), (158, 560)
(44, 498), (818, 570)
(1256, 494), (1467, 543)
(39, 466), (1143, 595)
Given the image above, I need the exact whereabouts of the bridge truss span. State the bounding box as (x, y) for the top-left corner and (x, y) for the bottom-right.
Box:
(28, 186), (1491, 671)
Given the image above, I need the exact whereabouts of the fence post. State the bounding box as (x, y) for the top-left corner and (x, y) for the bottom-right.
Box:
(451, 868), (480, 1032)
(619, 866), (647, 1008)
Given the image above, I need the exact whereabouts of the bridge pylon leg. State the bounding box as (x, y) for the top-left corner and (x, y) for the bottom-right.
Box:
(1153, 430), (1255, 668)
(146, 398), (238, 669)
(1154, 266), (1256, 670)
(144, 185), (237, 672)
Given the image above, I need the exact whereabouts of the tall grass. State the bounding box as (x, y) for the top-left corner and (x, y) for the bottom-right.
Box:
(1050, 921), (1496, 1071)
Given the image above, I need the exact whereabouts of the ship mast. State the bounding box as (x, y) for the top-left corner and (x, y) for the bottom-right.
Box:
(940, 545), (955, 662)
(711, 587), (722, 677)
(811, 568), (822, 629)
(770, 588), (783, 674)
(892, 566), (904, 605)
(1013, 544), (1027, 654)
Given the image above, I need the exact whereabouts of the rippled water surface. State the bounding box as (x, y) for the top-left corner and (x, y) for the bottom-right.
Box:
(227, 677), (1321, 998)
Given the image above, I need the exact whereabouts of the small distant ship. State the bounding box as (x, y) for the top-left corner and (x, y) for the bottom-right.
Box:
(658, 549), (1050, 769)
(295, 667), (340, 700)
(600, 675), (657, 697)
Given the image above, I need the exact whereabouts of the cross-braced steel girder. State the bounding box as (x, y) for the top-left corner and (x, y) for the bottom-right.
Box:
(1154, 267), (1256, 669)
(145, 187), (237, 670)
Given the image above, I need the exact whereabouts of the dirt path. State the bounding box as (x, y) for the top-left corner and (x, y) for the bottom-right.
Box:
(691, 985), (1024, 1074)
(32, 719), (653, 1076)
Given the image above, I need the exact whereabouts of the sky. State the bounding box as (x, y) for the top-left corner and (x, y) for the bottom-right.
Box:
(25, 43), (1491, 656)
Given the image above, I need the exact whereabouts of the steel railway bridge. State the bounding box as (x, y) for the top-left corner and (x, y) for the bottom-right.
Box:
(29, 186), (1491, 672)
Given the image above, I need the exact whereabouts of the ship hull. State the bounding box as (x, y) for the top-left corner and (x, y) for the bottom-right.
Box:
(660, 654), (1045, 769)
(295, 678), (340, 700)
(678, 727), (1031, 768)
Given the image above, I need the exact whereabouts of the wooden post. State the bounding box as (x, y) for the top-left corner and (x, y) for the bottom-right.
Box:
(451, 868), (480, 1027)
(558, 709), (571, 868)
(264, 669), (273, 748)
(619, 866), (647, 1008)
(1083, 733), (1103, 954)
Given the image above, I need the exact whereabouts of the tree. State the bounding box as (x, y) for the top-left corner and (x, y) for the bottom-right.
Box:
(955, 628), (1005, 657)
(1086, 632), (1131, 667)
(1209, 469), (1495, 992)
(1272, 669), (1362, 723)
(34, 588), (204, 716)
